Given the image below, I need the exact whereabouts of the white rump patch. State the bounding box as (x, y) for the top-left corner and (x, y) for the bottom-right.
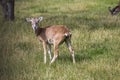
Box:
(64, 32), (71, 36)
(48, 39), (53, 44)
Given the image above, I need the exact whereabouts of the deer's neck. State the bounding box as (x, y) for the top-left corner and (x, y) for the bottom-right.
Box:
(35, 27), (44, 36)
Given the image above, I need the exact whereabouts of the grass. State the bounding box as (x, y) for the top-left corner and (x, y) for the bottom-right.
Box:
(0, 0), (120, 80)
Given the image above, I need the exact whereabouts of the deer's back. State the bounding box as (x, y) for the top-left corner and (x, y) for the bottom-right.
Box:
(45, 25), (70, 38)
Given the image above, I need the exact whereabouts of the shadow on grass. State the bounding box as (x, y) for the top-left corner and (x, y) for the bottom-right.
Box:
(57, 41), (109, 63)
(76, 41), (109, 62)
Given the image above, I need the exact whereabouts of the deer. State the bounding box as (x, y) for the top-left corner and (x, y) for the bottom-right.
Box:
(26, 17), (76, 64)
(108, 0), (120, 15)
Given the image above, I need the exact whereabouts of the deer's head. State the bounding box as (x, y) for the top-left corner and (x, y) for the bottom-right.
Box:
(108, 5), (120, 15)
(108, 0), (120, 15)
(26, 17), (43, 30)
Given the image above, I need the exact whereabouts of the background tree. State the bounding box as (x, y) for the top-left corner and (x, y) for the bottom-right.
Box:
(0, 0), (15, 21)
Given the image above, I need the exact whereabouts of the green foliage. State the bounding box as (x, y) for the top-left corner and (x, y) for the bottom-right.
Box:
(0, 0), (120, 80)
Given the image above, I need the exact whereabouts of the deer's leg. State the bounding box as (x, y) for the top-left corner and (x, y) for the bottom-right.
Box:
(47, 44), (52, 61)
(50, 44), (59, 64)
(65, 39), (76, 63)
(42, 42), (47, 64)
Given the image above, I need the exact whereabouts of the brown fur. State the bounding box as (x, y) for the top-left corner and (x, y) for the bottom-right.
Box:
(35, 25), (70, 44)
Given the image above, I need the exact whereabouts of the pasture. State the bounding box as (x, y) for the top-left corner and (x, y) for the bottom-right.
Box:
(0, 0), (120, 80)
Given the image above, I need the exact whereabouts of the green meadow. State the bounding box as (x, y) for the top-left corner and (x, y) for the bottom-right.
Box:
(0, 0), (120, 80)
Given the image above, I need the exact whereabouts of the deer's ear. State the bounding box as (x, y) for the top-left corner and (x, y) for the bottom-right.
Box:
(26, 18), (31, 22)
(38, 17), (43, 22)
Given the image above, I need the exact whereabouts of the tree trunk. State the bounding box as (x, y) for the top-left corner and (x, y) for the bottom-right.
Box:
(0, 0), (15, 21)
(8, 0), (15, 20)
